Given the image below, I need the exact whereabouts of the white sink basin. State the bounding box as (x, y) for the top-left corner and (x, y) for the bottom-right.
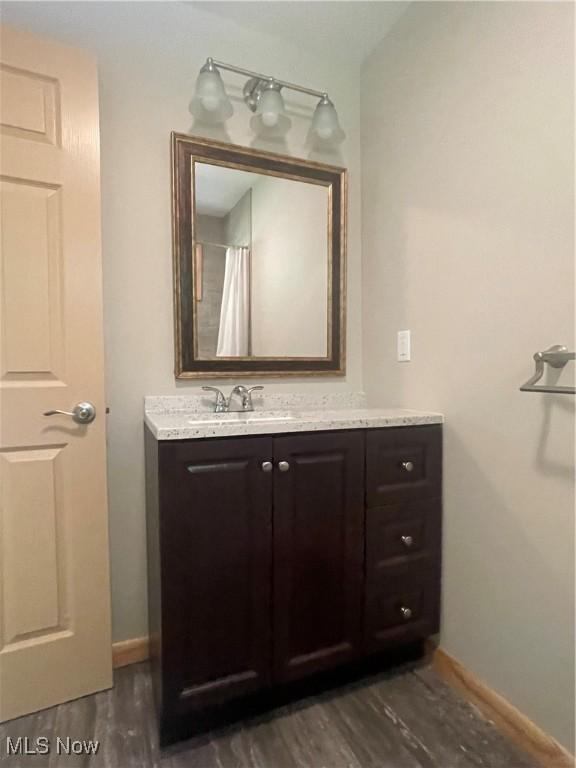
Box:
(187, 411), (299, 426)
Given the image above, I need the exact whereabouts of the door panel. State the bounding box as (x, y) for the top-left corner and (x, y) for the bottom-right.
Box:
(1, 178), (64, 378)
(273, 431), (364, 682)
(0, 24), (111, 721)
(1, 448), (64, 644)
(0, 63), (60, 144)
(160, 437), (273, 713)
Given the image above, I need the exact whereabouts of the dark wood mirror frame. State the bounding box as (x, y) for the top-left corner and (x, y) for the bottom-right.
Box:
(171, 133), (347, 378)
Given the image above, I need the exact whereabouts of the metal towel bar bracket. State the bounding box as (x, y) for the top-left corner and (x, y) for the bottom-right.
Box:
(520, 345), (575, 394)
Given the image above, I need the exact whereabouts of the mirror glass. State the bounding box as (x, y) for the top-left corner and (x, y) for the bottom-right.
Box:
(193, 161), (329, 359)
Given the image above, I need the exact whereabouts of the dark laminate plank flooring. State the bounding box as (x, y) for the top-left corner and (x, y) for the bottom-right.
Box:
(0, 660), (537, 768)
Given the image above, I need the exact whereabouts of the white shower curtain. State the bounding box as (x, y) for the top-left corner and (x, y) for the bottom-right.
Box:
(217, 246), (250, 357)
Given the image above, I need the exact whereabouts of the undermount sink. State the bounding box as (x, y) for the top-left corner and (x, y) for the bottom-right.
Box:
(187, 411), (299, 426)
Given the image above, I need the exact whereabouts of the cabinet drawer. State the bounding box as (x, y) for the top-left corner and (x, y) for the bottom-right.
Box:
(366, 425), (441, 506)
(367, 499), (441, 566)
(364, 561), (440, 653)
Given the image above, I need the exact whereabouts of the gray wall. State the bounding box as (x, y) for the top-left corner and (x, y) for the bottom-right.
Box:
(361, 1), (575, 751)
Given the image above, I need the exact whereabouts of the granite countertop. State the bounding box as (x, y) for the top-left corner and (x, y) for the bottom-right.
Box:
(144, 392), (443, 441)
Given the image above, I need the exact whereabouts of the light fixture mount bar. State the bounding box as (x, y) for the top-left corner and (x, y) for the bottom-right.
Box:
(210, 58), (326, 100)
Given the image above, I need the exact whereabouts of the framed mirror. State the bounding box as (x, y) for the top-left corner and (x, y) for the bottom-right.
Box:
(171, 134), (346, 378)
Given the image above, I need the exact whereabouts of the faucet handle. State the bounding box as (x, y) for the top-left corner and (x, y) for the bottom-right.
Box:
(246, 386), (264, 408)
(201, 386), (227, 412)
(233, 385), (263, 412)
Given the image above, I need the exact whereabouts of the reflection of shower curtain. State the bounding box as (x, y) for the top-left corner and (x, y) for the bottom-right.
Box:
(217, 246), (250, 357)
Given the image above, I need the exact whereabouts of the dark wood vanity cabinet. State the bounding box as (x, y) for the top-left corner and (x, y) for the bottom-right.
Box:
(146, 424), (442, 744)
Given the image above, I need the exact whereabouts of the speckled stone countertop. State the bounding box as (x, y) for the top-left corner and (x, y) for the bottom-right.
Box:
(144, 392), (443, 441)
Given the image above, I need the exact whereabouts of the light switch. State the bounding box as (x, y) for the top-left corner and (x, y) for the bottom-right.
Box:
(397, 330), (411, 362)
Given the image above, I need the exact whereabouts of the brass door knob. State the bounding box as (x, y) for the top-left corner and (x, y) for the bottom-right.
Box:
(262, 461), (273, 473)
(401, 460), (414, 472)
(278, 461), (290, 472)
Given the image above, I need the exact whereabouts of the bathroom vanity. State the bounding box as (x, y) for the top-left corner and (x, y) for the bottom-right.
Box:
(145, 394), (443, 745)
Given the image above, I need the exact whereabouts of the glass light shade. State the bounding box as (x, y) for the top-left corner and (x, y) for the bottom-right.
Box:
(189, 67), (233, 123)
(250, 83), (291, 136)
(309, 98), (345, 144)
(259, 87), (283, 127)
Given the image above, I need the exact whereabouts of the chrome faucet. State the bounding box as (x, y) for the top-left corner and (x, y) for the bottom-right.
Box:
(202, 385), (264, 413)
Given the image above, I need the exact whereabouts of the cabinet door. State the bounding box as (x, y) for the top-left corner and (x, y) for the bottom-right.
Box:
(159, 436), (273, 714)
(273, 431), (364, 682)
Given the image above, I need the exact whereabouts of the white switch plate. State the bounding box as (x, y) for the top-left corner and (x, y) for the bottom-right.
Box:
(397, 330), (411, 362)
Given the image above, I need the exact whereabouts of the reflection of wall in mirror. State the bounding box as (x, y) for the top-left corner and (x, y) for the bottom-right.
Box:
(224, 189), (251, 250)
(250, 177), (329, 358)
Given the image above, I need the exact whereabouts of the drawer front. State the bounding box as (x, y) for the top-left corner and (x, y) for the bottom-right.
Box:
(367, 499), (441, 566)
(364, 561), (441, 653)
(366, 425), (442, 506)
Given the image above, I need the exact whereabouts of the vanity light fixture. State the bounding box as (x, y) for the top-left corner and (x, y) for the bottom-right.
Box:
(191, 58), (345, 144)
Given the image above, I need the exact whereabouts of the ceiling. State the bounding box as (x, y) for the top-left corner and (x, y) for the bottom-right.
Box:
(190, 2), (410, 68)
(195, 164), (259, 217)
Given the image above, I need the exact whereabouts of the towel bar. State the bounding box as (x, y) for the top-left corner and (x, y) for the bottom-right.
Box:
(520, 345), (575, 394)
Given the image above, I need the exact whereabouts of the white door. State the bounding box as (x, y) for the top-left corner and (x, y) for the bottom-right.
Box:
(0, 24), (112, 721)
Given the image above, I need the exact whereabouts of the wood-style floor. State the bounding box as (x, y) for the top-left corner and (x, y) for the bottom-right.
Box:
(0, 660), (537, 768)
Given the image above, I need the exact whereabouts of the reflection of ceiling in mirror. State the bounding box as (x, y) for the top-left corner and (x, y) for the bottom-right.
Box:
(195, 163), (260, 217)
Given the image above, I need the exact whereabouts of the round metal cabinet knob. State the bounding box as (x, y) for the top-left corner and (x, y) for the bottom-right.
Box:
(400, 535), (414, 548)
(278, 461), (290, 472)
(401, 460), (414, 472)
(400, 606), (412, 621)
(261, 461), (273, 473)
